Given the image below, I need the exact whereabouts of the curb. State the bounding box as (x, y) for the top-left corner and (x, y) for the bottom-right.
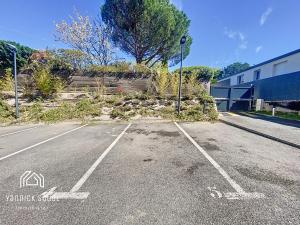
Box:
(247, 112), (300, 124)
(219, 119), (300, 150)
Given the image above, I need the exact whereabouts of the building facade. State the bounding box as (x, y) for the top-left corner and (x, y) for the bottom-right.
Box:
(216, 49), (300, 102)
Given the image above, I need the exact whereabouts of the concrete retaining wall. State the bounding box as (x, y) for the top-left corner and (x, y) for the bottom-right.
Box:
(17, 74), (152, 94)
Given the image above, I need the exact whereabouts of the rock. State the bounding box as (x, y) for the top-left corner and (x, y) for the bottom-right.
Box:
(132, 99), (140, 105)
(124, 100), (133, 106)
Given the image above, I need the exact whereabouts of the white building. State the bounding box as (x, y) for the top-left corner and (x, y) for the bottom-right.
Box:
(218, 49), (300, 87)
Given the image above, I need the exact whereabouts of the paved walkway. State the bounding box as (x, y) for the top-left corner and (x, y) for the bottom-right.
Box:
(220, 112), (300, 147)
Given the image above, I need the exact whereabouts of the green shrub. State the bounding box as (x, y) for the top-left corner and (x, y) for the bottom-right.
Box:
(41, 103), (73, 122)
(0, 69), (14, 92)
(110, 108), (129, 120)
(135, 92), (151, 101)
(25, 102), (44, 121)
(132, 64), (153, 75)
(184, 72), (198, 98)
(207, 109), (219, 121)
(178, 105), (204, 121)
(170, 73), (179, 97)
(138, 107), (153, 117)
(105, 96), (122, 105)
(49, 58), (73, 80)
(93, 77), (106, 98)
(198, 94), (215, 104)
(74, 99), (101, 118)
(113, 61), (131, 72)
(33, 68), (65, 98)
(124, 94), (134, 101)
(0, 99), (15, 122)
(156, 71), (169, 97)
(23, 99), (102, 123)
(159, 106), (177, 119)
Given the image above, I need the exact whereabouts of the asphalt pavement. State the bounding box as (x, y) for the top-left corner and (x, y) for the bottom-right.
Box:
(0, 121), (299, 225)
(220, 112), (300, 147)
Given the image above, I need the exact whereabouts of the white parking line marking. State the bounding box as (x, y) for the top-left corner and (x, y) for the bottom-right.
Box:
(0, 125), (88, 162)
(174, 122), (265, 200)
(42, 123), (132, 200)
(41, 187), (89, 200)
(0, 126), (39, 138)
(70, 123), (132, 193)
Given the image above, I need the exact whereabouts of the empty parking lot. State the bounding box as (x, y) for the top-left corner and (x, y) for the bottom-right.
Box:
(0, 121), (299, 225)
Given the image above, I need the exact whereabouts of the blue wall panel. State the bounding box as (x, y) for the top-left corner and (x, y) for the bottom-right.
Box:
(254, 72), (300, 101)
(232, 72), (300, 101)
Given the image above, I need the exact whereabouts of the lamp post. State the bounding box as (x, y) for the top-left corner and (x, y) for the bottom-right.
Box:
(177, 35), (187, 114)
(7, 44), (19, 118)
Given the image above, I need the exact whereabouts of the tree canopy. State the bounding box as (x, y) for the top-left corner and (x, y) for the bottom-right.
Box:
(220, 62), (250, 78)
(101, 0), (192, 67)
(55, 11), (115, 66)
(0, 40), (34, 75)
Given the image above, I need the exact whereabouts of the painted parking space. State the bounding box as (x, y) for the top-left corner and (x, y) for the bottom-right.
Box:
(31, 122), (249, 224)
(0, 122), (299, 225)
(0, 125), (40, 137)
(179, 122), (300, 221)
(0, 123), (84, 159)
(75, 122), (266, 224)
(175, 122), (264, 200)
(0, 123), (128, 196)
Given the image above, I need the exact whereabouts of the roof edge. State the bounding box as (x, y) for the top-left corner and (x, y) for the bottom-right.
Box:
(219, 49), (300, 80)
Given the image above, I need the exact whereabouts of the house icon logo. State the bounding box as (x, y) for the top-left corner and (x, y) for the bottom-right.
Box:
(20, 171), (44, 188)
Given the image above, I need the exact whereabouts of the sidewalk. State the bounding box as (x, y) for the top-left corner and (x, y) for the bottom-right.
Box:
(219, 112), (300, 148)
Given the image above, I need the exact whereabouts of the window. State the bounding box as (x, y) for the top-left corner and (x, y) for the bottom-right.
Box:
(253, 70), (261, 81)
(237, 74), (244, 84)
(273, 61), (288, 76)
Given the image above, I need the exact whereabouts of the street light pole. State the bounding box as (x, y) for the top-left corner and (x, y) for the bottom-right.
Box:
(177, 36), (186, 114)
(7, 44), (19, 118)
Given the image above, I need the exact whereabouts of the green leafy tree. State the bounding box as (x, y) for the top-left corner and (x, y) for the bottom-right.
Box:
(220, 62), (250, 78)
(101, 0), (192, 67)
(168, 35), (192, 67)
(0, 40), (34, 75)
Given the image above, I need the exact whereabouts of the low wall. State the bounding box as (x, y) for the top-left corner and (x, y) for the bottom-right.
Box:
(66, 76), (151, 94)
(18, 74), (152, 94)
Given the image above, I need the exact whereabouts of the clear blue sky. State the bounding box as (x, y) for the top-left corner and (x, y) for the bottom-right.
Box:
(1, 0), (299, 69)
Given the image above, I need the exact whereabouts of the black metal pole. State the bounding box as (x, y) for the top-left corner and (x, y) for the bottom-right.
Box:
(177, 43), (183, 114)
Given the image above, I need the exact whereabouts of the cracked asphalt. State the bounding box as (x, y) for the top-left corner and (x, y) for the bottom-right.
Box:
(0, 121), (299, 225)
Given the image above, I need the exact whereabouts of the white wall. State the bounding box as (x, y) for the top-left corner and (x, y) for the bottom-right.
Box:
(218, 51), (300, 86)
